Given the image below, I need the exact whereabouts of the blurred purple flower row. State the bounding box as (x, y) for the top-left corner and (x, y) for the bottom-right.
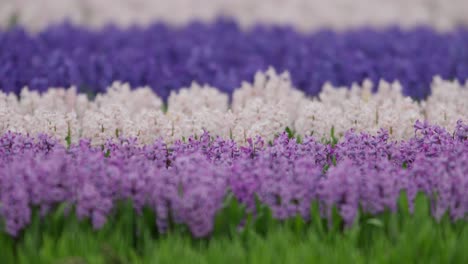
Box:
(0, 120), (466, 237)
(1, 20), (468, 99)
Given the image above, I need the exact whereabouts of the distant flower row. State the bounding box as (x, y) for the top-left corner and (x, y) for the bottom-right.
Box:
(1, 68), (466, 144)
(1, 0), (467, 31)
(0, 120), (466, 237)
(1, 23), (468, 99)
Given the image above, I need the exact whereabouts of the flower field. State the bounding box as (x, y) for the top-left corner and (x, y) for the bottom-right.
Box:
(0, 1), (467, 263)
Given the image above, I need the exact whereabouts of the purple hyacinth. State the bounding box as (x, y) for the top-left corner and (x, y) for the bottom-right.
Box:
(0, 120), (466, 237)
(2, 22), (468, 99)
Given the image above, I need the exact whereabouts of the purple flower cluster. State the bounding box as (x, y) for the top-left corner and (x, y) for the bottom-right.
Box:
(1, 21), (468, 99)
(0, 121), (466, 237)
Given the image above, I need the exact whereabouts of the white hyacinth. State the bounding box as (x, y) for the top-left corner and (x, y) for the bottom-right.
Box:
(93, 81), (163, 117)
(233, 67), (306, 126)
(422, 76), (468, 130)
(0, 68), (466, 145)
(295, 79), (424, 139)
(168, 82), (228, 114)
(2, 0), (468, 32)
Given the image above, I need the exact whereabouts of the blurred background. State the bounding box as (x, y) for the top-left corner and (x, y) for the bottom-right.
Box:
(1, 0), (468, 31)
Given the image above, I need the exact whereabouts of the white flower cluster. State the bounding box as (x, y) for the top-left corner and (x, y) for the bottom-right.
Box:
(294, 80), (423, 139)
(168, 83), (228, 114)
(1, 0), (467, 32)
(422, 76), (468, 130)
(0, 67), (466, 145)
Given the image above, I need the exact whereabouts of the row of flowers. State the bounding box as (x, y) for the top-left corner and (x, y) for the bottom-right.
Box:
(2, 23), (468, 99)
(1, 120), (466, 237)
(1, 68), (466, 144)
(1, 0), (466, 31)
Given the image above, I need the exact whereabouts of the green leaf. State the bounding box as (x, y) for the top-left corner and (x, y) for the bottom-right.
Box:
(253, 196), (273, 236)
(310, 201), (325, 239)
(285, 127), (294, 139)
(366, 218), (384, 228)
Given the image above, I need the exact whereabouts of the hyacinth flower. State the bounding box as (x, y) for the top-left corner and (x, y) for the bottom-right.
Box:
(0, 120), (466, 238)
(2, 0), (468, 31)
(1, 68), (466, 145)
(1, 23), (468, 100)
